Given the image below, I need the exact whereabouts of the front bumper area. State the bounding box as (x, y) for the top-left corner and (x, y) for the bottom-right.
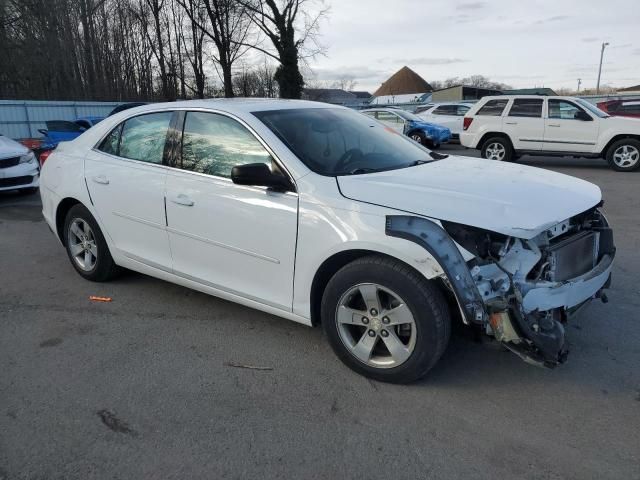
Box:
(0, 160), (40, 191)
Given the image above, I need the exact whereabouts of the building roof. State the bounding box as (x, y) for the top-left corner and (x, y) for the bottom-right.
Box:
(432, 84), (502, 93)
(618, 84), (640, 92)
(351, 91), (372, 99)
(373, 66), (433, 97)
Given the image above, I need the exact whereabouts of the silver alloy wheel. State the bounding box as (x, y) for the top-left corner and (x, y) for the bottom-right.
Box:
(68, 218), (98, 271)
(411, 134), (422, 143)
(335, 283), (417, 368)
(485, 142), (506, 160)
(612, 144), (640, 169)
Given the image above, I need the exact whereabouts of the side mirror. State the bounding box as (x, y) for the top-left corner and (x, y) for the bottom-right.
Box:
(231, 163), (293, 191)
(575, 110), (592, 121)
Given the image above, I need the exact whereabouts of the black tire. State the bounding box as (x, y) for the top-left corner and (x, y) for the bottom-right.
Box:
(605, 138), (640, 172)
(321, 255), (451, 384)
(63, 204), (120, 282)
(18, 187), (38, 195)
(408, 131), (427, 146)
(481, 136), (513, 162)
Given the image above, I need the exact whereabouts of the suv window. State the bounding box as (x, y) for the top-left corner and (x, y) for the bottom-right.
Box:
(476, 99), (508, 116)
(548, 100), (583, 120)
(508, 98), (543, 118)
(432, 105), (457, 115)
(180, 111), (273, 178)
(456, 105), (470, 116)
(118, 112), (173, 164)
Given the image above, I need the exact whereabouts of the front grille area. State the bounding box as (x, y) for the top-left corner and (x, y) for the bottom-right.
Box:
(0, 176), (33, 188)
(0, 156), (20, 169)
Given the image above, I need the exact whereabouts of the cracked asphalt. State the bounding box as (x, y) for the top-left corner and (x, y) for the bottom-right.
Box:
(1, 147), (639, 479)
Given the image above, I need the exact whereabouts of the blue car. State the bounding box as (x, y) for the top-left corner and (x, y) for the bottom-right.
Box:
(362, 108), (451, 148)
(38, 116), (104, 149)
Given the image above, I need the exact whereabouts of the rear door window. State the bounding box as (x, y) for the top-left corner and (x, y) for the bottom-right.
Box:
(118, 112), (173, 164)
(620, 102), (640, 114)
(508, 99), (543, 117)
(476, 99), (509, 116)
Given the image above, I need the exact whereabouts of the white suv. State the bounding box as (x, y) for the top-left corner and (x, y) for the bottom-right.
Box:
(460, 95), (640, 172)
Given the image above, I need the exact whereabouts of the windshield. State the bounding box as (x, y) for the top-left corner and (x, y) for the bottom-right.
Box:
(575, 98), (609, 118)
(253, 108), (436, 176)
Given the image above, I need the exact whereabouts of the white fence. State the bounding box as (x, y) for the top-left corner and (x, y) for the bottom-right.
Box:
(0, 100), (121, 139)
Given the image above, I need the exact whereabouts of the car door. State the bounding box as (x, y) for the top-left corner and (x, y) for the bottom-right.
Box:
(421, 105), (459, 132)
(503, 98), (545, 150)
(375, 111), (405, 133)
(543, 99), (599, 152)
(84, 111), (174, 269)
(164, 110), (299, 311)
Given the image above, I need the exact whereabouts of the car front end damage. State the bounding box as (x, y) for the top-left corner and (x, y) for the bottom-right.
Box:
(386, 207), (615, 367)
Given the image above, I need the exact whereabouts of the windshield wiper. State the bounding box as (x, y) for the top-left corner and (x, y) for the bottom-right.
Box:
(348, 167), (379, 175)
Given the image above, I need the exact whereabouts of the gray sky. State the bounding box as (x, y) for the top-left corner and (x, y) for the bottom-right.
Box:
(308, 0), (639, 92)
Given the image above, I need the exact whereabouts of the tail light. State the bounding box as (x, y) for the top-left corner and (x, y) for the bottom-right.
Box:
(39, 150), (52, 167)
(463, 117), (473, 131)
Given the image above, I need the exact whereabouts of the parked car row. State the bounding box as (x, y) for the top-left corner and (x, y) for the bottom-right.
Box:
(362, 108), (452, 148)
(460, 95), (640, 172)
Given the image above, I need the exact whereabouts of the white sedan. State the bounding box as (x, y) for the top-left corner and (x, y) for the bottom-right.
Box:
(416, 102), (473, 138)
(0, 133), (39, 193)
(40, 99), (615, 383)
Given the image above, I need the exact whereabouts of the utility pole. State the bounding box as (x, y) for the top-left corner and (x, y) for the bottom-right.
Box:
(577, 78), (582, 93)
(596, 42), (609, 94)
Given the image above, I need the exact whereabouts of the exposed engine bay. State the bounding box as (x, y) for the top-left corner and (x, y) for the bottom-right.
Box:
(386, 207), (615, 368)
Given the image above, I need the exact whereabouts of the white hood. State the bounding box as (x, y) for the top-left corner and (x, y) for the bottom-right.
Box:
(0, 135), (29, 158)
(338, 156), (602, 239)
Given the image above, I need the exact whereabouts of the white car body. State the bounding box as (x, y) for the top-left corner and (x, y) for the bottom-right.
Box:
(39, 99), (615, 377)
(416, 103), (473, 137)
(0, 134), (40, 192)
(460, 95), (640, 170)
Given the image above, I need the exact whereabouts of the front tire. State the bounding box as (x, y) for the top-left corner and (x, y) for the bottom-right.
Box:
(481, 136), (513, 162)
(321, 255), (451, 383)
(606, 139), (640, 172)
(63, 204), (120, 282)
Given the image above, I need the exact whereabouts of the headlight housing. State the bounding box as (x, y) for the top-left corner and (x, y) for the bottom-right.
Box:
(19, 152), (36, 164)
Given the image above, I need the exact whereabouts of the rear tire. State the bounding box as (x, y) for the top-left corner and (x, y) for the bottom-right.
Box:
(321, 255), (451, 384)
(606, 138), (640, 172)
(481, 136), (513, 162)
(63, 204), (120, 282)
(409, 131), (427, 146)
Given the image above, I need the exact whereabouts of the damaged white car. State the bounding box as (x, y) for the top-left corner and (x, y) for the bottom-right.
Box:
(39, 100), (615, 383)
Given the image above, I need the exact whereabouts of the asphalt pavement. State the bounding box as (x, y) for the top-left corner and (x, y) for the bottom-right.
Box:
(1, 147), (639, 479)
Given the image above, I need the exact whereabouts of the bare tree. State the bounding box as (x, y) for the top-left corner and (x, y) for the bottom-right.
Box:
(238, 0), (327, 99)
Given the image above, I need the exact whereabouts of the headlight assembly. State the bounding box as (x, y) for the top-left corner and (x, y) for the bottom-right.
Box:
(19, 152), (36, 164)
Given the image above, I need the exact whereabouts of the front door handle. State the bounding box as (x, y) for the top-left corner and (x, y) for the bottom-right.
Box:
(170, 194), (194, 207)
(91, 175), (109, 185)
(548, 124), (561, 127)
(505, 121), (518, 125)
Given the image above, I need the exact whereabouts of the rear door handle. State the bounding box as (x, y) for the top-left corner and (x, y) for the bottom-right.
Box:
(548, 124), (561, 127)
(505, 122), (518, 125)
(170, 194), (194, 207)
(91, 175), (109, 185)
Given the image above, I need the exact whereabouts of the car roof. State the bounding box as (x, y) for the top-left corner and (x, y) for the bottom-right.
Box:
(479, 95), (581, 101)
(126, 98), (336, 116)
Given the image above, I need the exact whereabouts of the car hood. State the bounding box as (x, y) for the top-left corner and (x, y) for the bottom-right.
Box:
(0, 135), (29, 158)
(337, 156), (602, 239)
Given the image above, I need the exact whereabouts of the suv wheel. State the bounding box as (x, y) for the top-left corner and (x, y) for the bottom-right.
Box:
(63, 204), (120, 282)
(481, 137), (513, 162)
(606, 139), (640, 172)
(321, 255), (451, 384)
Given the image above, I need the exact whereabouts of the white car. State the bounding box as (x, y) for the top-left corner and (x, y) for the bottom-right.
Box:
(415, 103), (473, 139)
(460, 95), (640, 171)
(40, 99), (615, 383)
(0, 133), (40, 193)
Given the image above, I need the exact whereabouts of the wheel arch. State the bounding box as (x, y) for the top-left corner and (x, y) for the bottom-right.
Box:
(477, 132), (513, 150)
(55, 197), (84, 243)
(600, 134), (640, 157)
(309, 249), (442, 327)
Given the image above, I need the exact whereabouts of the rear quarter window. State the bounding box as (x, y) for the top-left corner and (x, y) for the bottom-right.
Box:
(476, 99), (509, 116)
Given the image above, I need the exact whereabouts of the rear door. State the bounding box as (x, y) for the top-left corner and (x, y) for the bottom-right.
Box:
(84, 111), (174, 268)
(164, 110), (299, 310)
(543, 99), (599, 152)
(503, 98), (545, 150)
